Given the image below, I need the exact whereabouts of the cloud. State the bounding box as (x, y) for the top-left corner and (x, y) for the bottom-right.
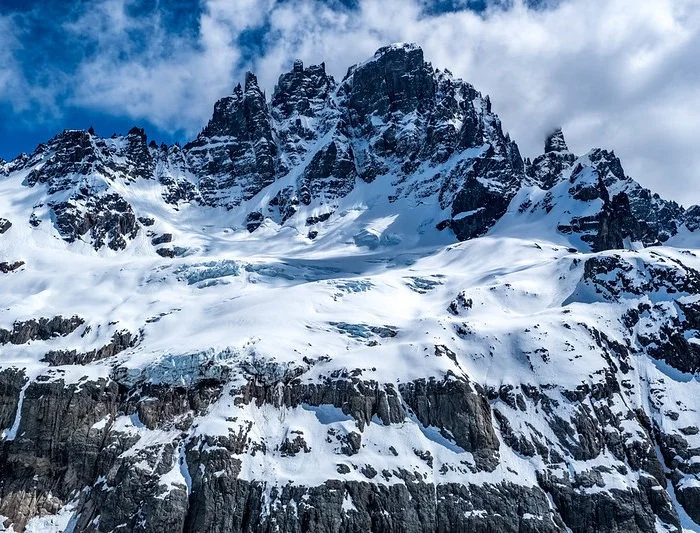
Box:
(60, 0), (237, 134)
(0, 12), (64, 121)
(248, 0), (700, 204)
(1, 0), (699, 205)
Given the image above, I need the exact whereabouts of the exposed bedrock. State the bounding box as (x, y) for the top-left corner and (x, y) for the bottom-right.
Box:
(0, 364), (693, 532)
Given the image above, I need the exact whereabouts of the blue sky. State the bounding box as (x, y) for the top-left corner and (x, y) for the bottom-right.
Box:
(0, 0), (698, 204)
(1, 0), (207, 156)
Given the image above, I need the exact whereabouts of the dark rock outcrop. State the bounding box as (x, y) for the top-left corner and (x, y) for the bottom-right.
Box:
(0, 316), (84, 345)
(6, 45), (693, 250)
(676, 482), (700, 524)
(527, 128), (576, 190)
(344, 44), (436, 122)
(684, 205), (700, 232)
(298, 140), (357, 205)
(52, 193), (139, 250)
(594, 189), (646, 251)
(539, 470), (679, 533)
(42, 330), (137, 366)
(0, 377), (120, 530)
(399, 376), (500, 470)
(544, 128), (568, 153)
(0, 261), (24, 273)
(0, 218), (11, 234)
(186, 72), (277, 208)
(151, 233), (173, 246)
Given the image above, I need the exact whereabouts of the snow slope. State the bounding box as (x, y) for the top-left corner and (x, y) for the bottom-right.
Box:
(0, 43), (699, 533)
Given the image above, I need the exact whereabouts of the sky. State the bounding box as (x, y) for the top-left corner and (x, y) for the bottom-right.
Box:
(0, 0), (698, 205)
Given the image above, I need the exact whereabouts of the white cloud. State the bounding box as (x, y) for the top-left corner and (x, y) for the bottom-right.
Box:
(62, 0), (240, 133)
(247, 0), (700, 204)
(4, 0), (700, 204)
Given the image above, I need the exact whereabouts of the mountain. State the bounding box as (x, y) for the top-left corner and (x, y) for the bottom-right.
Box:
(0, 43), (699, 533)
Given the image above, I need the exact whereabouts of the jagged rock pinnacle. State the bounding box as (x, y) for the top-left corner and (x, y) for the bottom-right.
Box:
(544, 128), (568, 153)
(244, 71), (259, 91)
(374, 42), (421, 58)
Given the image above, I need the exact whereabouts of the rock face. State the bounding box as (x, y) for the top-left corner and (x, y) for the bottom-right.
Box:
(509, 130), (689, 251)
(5, 44), (697, 252)
(0, 316), (84, 345)
(684, 205), (700, 232)
(526, 128), (576, 190)
(52, 193), (139, 251)
(0, 261), (24, 273)
(0, 43), (699, 533)
(42, 330), (137, 366)
(594, 188), (644, 251)
(0, 218), (11, 234)
(544, 128), (568, 154)
(15, 129), (147, 250)
(185, 72), (277, 209)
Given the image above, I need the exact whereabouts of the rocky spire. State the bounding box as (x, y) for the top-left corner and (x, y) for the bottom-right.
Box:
(244, 71), (260, 93)
(525, 128), (576, 190)
(271, 59), (335, 120)
(185, 69), (276, 208)
(125, 127), (154, 181)
(344, 42), (436, 121)
(544, 128), (568, 153)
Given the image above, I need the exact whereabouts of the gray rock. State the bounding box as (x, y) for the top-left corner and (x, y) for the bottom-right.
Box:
(0, 315), (84, 345)
(42, 330), (137, 366)
(676, 481), (700, 524)
(185, 72), (276, 209)
(151, 233), (173, 246)
(399, 375), (500, 471)
(0, 261), (24, 273)
(0, 218), (11, 234)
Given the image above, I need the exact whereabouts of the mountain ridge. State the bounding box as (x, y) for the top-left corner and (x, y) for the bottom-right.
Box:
(0, 43), (699, 533)
(2, 42), (695, 255)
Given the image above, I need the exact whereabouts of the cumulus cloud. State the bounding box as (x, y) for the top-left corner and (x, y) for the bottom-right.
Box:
(62, 0), (246, 134)
(1, 0), (699, 204)
(249, 0), (700, 204)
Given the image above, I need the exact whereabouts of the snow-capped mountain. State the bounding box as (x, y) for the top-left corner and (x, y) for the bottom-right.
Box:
(0, 43), (699, 533)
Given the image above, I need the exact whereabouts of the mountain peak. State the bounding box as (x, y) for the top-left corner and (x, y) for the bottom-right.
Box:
(343, 42), (434, 121)
(374, 42), (421, 58)
(244, 71), (260, 92)
(272, 59), (335, 121)
(1, 42), (700, 533)
(544, 127), (568, 153)
(128, 126), (147, 139)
